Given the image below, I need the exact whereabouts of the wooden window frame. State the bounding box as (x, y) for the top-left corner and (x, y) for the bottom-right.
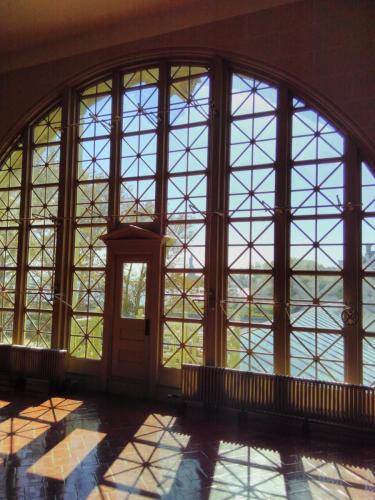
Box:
(0, 57), (372, 386)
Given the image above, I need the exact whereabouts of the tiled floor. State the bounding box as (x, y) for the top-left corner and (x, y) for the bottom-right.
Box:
(0, 389), (374, 499)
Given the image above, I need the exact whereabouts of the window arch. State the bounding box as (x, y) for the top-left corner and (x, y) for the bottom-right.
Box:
(0, 59), (373, 386)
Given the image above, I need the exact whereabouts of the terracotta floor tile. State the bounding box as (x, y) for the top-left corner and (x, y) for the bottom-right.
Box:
(0, 389), (375, 499)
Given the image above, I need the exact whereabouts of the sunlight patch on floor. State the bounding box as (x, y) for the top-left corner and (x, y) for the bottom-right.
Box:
(28, 428), (106, 481)
(19, 397), (83, 423)
(0, 417), (50, 454)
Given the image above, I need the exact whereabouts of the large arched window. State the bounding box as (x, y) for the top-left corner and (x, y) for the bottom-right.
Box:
(0, 59), (373, 386)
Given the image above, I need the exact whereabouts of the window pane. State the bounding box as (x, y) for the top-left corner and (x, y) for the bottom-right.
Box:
(362, 162), (375, 385)
(120, 68), (159, 222)
(226, 73), (276, 373)
(292, 109), (343, 162)
(24, 108), (62, 348)
(290, 104), (344, 382)
(162, 65), (210, 369)
(70, 79), (112, 359)
(0, 143), (22, 345)
(290, 331), (344, 382)
(122, 263), (147, 319)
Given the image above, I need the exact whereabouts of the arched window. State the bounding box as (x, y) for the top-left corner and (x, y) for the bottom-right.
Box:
(0, 59), (373, 387)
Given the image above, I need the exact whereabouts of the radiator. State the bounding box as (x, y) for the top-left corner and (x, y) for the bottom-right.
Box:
(0, 344), (67, 383)
(181, 364), (375, 427)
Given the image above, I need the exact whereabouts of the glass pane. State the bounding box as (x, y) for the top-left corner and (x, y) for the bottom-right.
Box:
(70, 315), (103, 359)
(289, 102), (344, 382)
(225, 72), (277, 374)
(0, 142), (22, 345)
(227, 326), (274, 373)
(123, 68), (159, 88)
(82, 79), (112, 96)
(290, 331), (344, 382)
(291, 161), (343, 216)
(362, 162), (375, 383)
(363, 337), (375, 387)
(122, 263), (147, 319)
(120, 68), (159, 223)
(162, 65), (210, 368)
(292, 109), (343, 161)
(70, 79), (112, 359)
(79, 95), (112, 139)
(162, 321), (203, 368)
(33, 108), (62, 144)
(23, 108), (62, 349)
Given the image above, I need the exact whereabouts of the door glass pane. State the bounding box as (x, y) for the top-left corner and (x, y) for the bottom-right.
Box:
(122, 263), (147, 318)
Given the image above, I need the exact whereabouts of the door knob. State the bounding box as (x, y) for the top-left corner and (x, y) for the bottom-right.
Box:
(145, 318), (150, 336)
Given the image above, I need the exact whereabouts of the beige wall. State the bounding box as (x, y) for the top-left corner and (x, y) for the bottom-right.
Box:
(0, 0), (374, 161)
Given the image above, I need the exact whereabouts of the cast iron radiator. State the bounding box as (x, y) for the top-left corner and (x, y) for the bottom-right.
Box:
(0, 344), (67, 383)
(181, 364), (375, 427)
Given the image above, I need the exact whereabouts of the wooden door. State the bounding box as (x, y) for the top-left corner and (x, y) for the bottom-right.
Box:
(111, 257), (151, 394)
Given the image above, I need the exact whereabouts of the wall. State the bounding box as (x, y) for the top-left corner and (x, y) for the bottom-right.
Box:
(0, 0), (374, 161)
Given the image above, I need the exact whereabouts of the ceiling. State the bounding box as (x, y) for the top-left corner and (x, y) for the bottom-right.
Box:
(0, 0), (196, 53)
(0, 0), (301, 72)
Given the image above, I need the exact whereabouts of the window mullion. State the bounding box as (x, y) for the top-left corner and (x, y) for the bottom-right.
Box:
(100, 71), (122, 367)
(207, 58), (230, 367)
(155, 62), (169, 375)
(343, 138), (362, 384)
(51, 89), (76, 349)
(274, 85), (291, 375)
(156, 61), (169, 230)
(13, 128), (32, 344)
(108, 71), (122, 228)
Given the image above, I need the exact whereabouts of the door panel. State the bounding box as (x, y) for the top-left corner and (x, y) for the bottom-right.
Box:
(111, 259), (150, 387)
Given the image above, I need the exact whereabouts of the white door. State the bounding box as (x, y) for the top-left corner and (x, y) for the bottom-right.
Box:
(111, 258), (151, 393)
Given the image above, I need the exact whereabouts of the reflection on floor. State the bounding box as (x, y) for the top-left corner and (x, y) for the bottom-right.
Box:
(0, 389), (374, 499)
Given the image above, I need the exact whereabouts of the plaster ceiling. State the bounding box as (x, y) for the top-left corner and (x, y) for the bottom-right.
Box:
(0, 0), (196, 53)
(0, 0), (301, 72)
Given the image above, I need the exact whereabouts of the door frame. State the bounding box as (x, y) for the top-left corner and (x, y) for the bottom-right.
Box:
(101, 225), (165, 397)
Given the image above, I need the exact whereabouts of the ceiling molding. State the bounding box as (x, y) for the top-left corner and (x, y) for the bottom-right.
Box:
(0, 0), (301, 73)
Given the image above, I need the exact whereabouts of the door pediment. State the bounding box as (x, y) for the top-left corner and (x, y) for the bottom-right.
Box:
(100, 225), (165, 243)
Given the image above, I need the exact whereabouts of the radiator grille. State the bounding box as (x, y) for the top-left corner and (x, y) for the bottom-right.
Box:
(0, 345), (66, 382)
(181, 365), (375, 427)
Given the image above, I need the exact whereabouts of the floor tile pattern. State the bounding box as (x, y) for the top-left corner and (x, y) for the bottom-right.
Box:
(0, 388), (374, 499)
